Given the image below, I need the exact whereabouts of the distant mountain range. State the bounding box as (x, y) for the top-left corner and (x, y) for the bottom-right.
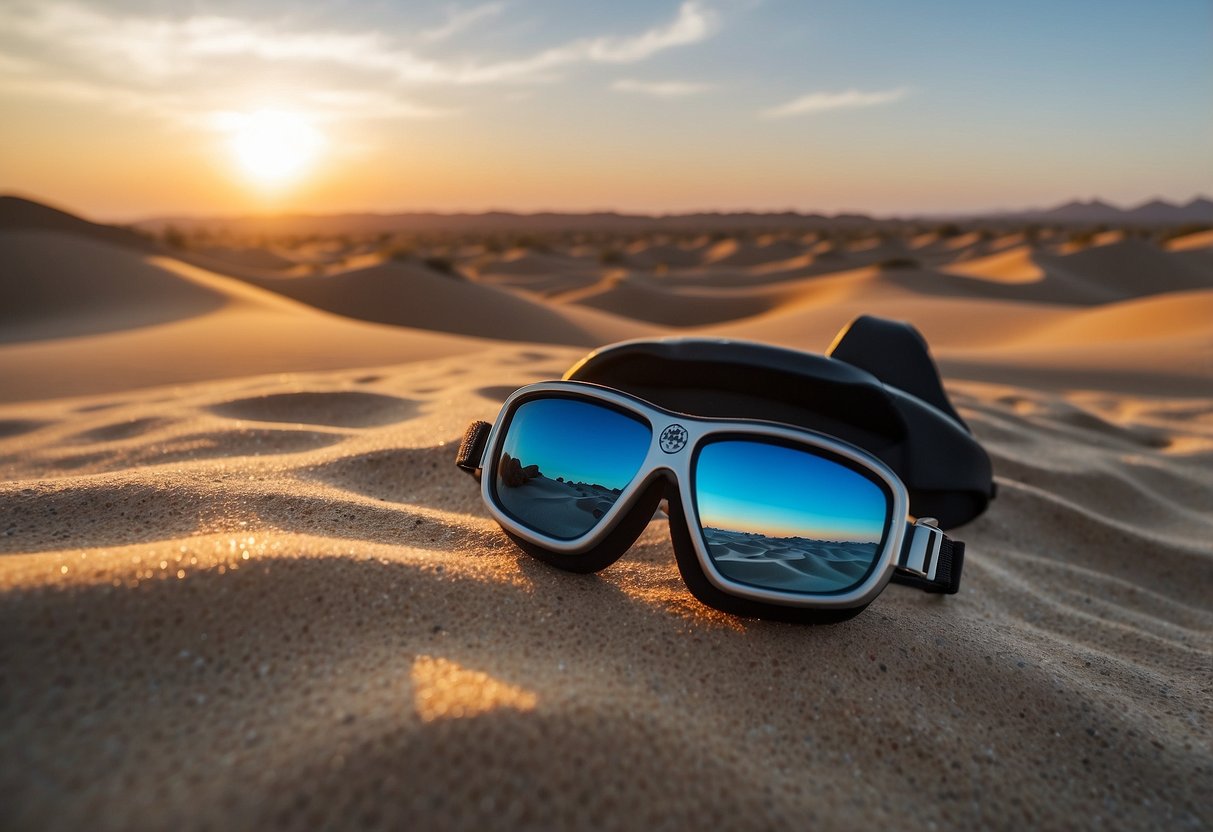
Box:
(989, 195), (1213, 223)
(995, 196), (1213, 224)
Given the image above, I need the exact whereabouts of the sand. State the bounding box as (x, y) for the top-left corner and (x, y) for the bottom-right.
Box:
(701, 528), (877, 592)
(494, 474), (623, 540)
(1, 203), (1211, 830)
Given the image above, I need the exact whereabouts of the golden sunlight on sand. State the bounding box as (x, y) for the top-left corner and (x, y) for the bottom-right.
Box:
(411, 656), (539, 722)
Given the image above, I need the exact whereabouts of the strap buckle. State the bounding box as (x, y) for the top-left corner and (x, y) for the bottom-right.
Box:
(455, 420), (492, 478)
(900, 517), (944, 580)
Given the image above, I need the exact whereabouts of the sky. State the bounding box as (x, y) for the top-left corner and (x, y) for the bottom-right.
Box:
(695, 440), (888, 542)
(499, 398), (651, 493)
(0, 0), (1209, 219)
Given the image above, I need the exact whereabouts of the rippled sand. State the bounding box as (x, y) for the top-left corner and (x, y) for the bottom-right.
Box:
(703, 527), (877, 592)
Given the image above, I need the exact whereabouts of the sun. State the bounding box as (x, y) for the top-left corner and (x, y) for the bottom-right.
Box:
(225, 110), (324, 186)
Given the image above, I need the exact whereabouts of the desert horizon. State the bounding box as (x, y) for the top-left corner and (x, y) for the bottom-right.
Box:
(2, 0), (1211, 829)
(13, 189), (1213, 228)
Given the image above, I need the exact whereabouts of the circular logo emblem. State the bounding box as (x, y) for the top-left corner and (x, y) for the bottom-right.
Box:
(659, 424), (688, 454)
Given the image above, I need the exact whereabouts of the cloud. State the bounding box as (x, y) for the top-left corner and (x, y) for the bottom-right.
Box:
(295, 90), (455, 122)
(611, 78), (715, 97)
(419, 3), (506, 43)
(0, 74), (175, 114)
(0, 3), (453, 126)
(445, 1), (718, 83)
(761, 87), (911, 118)
(0, 3), (443, 83)
(0, 1), (716, 87)
(584, 1), (715, 63)
(0, 0), (719, 133)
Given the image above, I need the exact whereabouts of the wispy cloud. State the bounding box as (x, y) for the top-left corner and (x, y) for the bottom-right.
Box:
(450, 1), (718, 82)
(0, 3), (443, 84)
(0, 0), (719, 129)
(0, 3), (455, 126)
(611, 78), (715, 98)
(585, 1), (714, 63)
(0, 1), (716, 87)
(761, 87), (911, 118)
(295, 90), (455, 122)
(419, 3), (506, 43)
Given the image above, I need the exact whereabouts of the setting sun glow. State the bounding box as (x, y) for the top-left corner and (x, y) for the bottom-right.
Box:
(224, 110), (324, 187)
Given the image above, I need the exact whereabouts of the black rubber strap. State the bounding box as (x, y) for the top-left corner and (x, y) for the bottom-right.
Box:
(455, 420), (492, 477)
(891, 522), (964, 595)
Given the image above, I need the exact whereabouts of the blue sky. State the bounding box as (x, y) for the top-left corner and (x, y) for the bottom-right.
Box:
(0, 0), (1208, 216)
(500, 399), (651, 491)
(696, 440), (889, 542)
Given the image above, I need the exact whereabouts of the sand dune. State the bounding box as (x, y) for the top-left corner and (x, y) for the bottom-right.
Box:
(474, 248), (600, 277)
(877, 262), (1107, 305)
(495, 474), (622, 540)
(1165, 228), (1213, 251)
(473, 253), (606, 297)
(1, 200), (1211, 830)
(939, 289), (1213, 396)
(622, 240), (703, 269)
(702, 527), (876, 593)
(0, 231), (228, 342)
(701, 237), (806, 267)
(557, 273), (786, 326)
(190, 245), (299, 272)
(0, 296), (490, 405)
(716, 282), (1071, 351)
(942, 245), (1045, 284)
(0, 235), (492, 402)
(241, 260), (649, 346)
(0, 195), (156, 252)
(474, 269), (605, 297)
(1035, 239), (1213, 300)
(942, 231), (983, 250)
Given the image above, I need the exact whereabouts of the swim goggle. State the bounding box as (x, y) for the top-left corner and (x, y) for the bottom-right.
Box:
(456, 316), (995, 623)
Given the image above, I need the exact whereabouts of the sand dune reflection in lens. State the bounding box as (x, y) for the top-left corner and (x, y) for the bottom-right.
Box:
(694, 440), (890, 594)
(494, 398), (651, 540)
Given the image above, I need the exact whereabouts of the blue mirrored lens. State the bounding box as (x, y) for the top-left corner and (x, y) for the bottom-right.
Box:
(694, 439), (891, 594)
(494, 397), (652, 540)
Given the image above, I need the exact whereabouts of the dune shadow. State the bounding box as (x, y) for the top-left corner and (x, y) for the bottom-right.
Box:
(879, 266), (1099, 305)
(0, 419), (45, 439)
(0, 231), (228, 344)
(71, 416), (174, 443)
(209, 391), (419, 428)
(72, 401), (122, 413)
(42, 428), (351, 476)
